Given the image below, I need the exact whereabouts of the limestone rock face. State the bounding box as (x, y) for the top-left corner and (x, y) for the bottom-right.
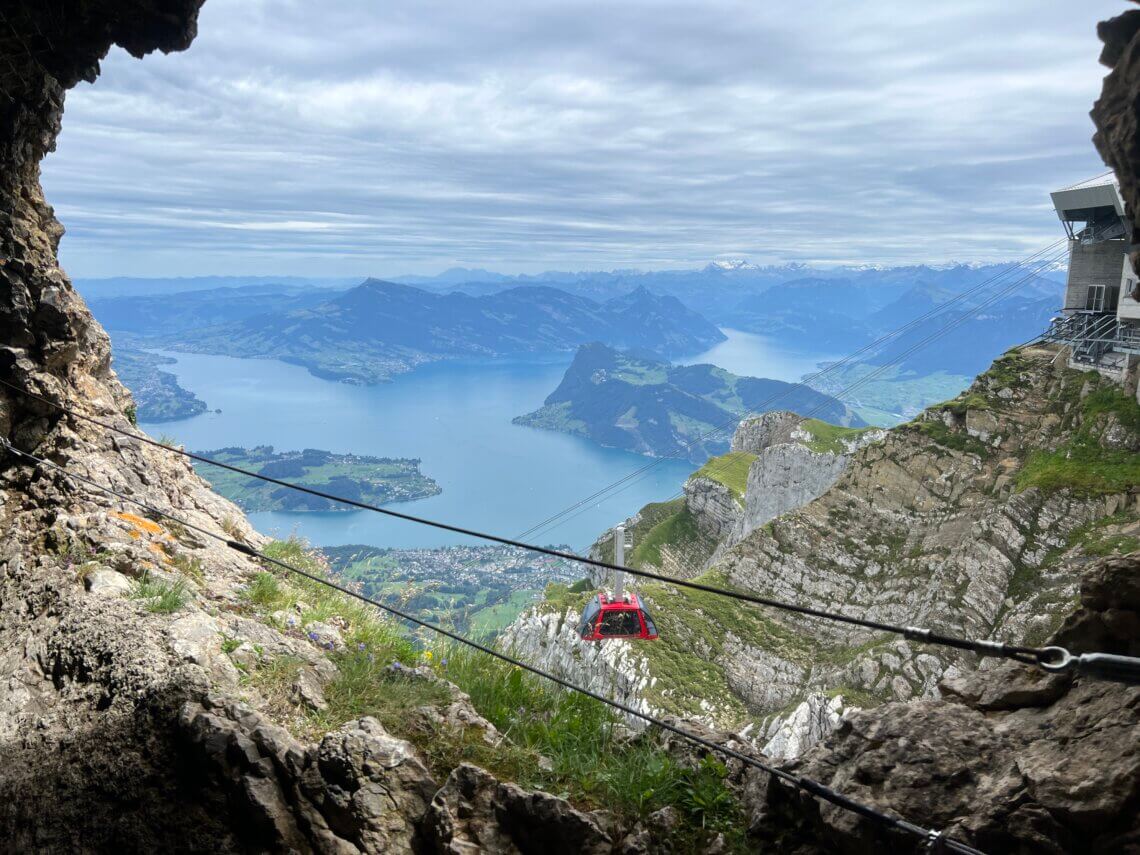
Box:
(700, 413), (881, 566)
(683, 475), (741, 541)
(179, 703), (440, 854)
(731, 411), (804, 453)
(729, 443), (850, 547)
(759, 693), (847, 761)
(716, 347), (1140, 718)
(498, 607), (656, 725)
(750, 552), (1140, 854)
(424, 764), (614, 855)
(1093, 6), (1140, 273)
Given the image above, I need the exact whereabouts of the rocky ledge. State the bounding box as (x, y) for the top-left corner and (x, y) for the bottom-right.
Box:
(750, 550), (1140, 853)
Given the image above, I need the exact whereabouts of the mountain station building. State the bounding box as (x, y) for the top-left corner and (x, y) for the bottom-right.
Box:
(1045, 176), (1140, 398)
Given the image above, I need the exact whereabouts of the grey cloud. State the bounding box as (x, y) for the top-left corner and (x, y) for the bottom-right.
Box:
(37, 0), (1122, 277)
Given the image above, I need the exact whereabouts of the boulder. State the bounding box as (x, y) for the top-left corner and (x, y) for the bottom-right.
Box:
(84, 567), (133, 598)
(423, 764), (612, 855)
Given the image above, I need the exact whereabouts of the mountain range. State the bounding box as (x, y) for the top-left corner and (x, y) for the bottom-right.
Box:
(82, 261), (1063, 414)
(156, 280), (726, 383)
(513, 342), (860, 460)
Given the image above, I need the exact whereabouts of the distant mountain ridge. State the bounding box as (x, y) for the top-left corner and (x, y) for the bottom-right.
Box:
(83, 262), (1065, 418)
(161, 279), (726, 384)
(514, 342), (861, 460)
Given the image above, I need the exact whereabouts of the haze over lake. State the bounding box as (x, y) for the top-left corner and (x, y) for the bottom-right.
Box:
(678, 329), (834, 383)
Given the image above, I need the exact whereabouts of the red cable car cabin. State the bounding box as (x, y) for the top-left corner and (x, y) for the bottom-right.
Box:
(577, 592), (659, 641)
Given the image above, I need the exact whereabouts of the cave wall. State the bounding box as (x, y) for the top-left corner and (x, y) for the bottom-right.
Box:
(1094, 3), (1140, 273)
(0, 0), (204, 443)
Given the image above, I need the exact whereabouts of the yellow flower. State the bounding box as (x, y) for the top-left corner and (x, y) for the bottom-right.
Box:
(424, 651), (433, 660)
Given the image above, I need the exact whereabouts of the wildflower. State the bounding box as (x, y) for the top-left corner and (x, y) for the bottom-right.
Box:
(440, 658), (448, 667)
(424, 651), (433, 661)
(308, 631), (319, 641)
(357, 642), (367, 651)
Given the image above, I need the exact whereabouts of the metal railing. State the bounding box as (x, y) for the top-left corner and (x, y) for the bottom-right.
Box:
(1041, 313), (1140, 364)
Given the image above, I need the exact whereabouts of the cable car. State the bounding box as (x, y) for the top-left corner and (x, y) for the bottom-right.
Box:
(577, 591), (659, 641)
(577, 522), (659, 641)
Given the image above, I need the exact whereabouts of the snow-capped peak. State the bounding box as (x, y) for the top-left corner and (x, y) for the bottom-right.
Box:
(707, 259), (756, 271)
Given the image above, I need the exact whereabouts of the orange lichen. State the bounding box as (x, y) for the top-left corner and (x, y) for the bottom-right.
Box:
(115, 511), (163, 535)
(147, 541), (172, 563)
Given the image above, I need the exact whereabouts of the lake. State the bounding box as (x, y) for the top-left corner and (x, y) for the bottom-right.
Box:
(143, 330), (830, 553)
(679, 328), (833, 382)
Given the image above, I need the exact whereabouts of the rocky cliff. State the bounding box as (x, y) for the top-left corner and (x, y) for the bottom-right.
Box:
(0, 5), (672, 851)
(498, 606), (658, 725)
(593, 412), (885, 580)
(517, 347), (1140, 770)
(748, 549), (1140, 854)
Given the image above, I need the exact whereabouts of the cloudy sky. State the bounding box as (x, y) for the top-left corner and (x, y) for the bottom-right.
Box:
(44, 0), (1124, 278)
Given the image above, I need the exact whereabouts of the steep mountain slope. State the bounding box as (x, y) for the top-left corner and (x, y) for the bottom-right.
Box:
(168, 279), (726, 383)
(514, 342), (860, 460)
(503, 346), (1140, 750)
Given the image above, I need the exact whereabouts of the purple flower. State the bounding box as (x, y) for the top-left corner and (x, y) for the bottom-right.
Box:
(308, 631), (319, 641)
(357, 642), (367, 651)
(440, 659), (448, 667)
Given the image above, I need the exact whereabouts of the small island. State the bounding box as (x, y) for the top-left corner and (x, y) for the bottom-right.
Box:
(192, 446), (441, 512)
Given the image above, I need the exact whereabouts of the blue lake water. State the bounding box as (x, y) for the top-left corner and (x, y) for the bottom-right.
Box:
(143, 351), (696, 552)
(142, 330), (832, 553)
(679, 328), (833, 382)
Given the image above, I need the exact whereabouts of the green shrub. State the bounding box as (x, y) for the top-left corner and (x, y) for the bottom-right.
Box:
(131, 572), (190, 613)
(172, 551), (205, 585)
(916, 420), (990, 456)
(244, 571), (291, 609)
(631, 505), (708, 567)
(437, 643), (742, 839)
(309, 649), (451, 734)
(1017, 447), (1140, 496)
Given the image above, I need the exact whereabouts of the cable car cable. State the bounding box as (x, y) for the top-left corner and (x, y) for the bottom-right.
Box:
(0, 440), (989, 855)
(514, 241), (1068, 542)
(2, 432), (1137, 685)
(532, 245), (1072, 538)
(650, 254), (1070, 509)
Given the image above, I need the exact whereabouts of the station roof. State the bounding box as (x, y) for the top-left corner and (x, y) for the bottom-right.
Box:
(1051, 177), (1125, 223)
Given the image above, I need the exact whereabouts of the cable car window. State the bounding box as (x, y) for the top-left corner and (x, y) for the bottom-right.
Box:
(600, 609), (642, 637)
(577, 599), (601, 636)
(642, 611), (658, 637)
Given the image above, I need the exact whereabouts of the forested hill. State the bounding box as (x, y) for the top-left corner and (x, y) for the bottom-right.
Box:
(156, 279), (726, 384)
(514, 342), (860, 460)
